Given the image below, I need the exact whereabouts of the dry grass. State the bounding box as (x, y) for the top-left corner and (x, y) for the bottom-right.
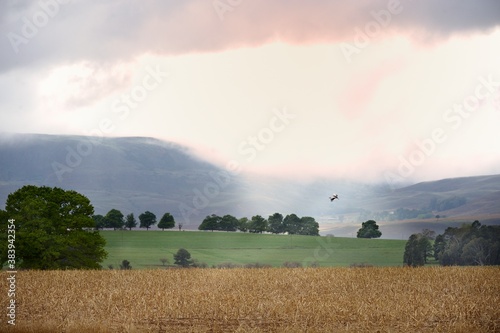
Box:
(1, 267), (499, 332)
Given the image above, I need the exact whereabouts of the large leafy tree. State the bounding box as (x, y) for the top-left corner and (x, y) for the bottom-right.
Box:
(0, 210), (8, 226)
(283, 214), (301, 234)
(158, 212), (175, 231)
(299, 216), (320, 236)
(249, 215), (267, 233)
(220, 214), (238, 231)
(0, 185), (107, 269)
(356, 220), (382, 239)
(462, 237), (492, 266)
(238, 217), (249, 232)
(92, 214), (106, 230)
(139, 211), (156, 230)
(198, 214), (221, 232)
(403, 233), (431, 267)
(268, 213), (284, 234)
(124, 213), (137, 230)
(433, 234), (446, 261)
(173, 248), (193, 267)
(104, 209), (124, 230)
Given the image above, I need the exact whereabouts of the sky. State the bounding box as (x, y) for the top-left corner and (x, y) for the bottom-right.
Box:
(1, 0), (500, 184)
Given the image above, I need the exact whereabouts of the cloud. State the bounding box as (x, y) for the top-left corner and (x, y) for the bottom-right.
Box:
(1, 0), (499, 73)
(0, 0), (499, 184)
(37, 61), (133, 110)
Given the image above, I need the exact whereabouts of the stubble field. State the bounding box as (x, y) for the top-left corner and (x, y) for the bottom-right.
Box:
(1, 266), (499, 332)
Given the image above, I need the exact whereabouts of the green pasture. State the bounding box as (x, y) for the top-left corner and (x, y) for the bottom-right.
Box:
(100, 230), (406, 269)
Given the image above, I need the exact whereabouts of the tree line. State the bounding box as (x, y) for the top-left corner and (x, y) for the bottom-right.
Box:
(198, 213), (320, 236)
(404, 222), (500, 266)
(93, 209), (178, 231)
(0, 186), (182, 270)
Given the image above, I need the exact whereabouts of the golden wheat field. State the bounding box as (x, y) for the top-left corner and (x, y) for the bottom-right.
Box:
(1, 267), (499, 332)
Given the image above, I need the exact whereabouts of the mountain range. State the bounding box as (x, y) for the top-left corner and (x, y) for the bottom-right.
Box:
(1, 133), (499, 238)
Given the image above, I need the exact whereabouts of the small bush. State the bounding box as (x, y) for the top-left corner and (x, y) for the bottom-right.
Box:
(283, 261), (302, 268)
(244, 262), (272, 269)
(120, 260), (132, 270)
(192, 260), (208, 268)
(214, 262), (242, 269)
(349, 263), (374, 268)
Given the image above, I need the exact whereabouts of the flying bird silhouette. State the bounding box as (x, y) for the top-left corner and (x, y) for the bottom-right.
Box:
(329, 194), (339, 202)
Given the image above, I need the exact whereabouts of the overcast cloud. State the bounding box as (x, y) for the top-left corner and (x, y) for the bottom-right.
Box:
(1, 0), (500, 183)
(2, 0), (500, 71)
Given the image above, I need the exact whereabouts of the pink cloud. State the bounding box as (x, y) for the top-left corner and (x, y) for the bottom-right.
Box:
(338, 57), (407, 119)
(2, 0), (499, 72)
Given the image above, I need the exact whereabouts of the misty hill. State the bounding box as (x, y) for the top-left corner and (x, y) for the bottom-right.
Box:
(358, 174), (500, 218)
(0, 133), (244, 228)
(0, 133), (376, 226)
(324, 174), (500, 239)
(1, 133), (499, 234)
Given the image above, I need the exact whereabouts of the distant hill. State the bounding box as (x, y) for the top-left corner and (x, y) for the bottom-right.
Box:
(357, 174), (500, 217)
(1, 133), (499, 236)
(320, 174), (500, 238)
(0, 133), (391, 225)
(0, 133), (244, 229)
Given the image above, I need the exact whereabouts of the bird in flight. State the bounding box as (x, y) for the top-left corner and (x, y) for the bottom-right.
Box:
(329, 194), (339, 202)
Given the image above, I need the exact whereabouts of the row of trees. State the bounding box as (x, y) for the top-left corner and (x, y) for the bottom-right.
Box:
(198, 213), (320, 236)
(404, 222), (500, 266)
(93, 210), (177, 231)
(434, 221), (500, 266)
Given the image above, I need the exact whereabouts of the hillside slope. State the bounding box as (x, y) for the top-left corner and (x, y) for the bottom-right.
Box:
(1, 133), (499, 235)
(360, 174), (500, 216)
(0, 133), (384, 224)
(0, 133), (243, 228)
(320, 174), (500, 238)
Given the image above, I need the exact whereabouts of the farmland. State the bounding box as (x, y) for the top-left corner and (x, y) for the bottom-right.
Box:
(100, 231), (407, 268)
(1, 267), (499, 332)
